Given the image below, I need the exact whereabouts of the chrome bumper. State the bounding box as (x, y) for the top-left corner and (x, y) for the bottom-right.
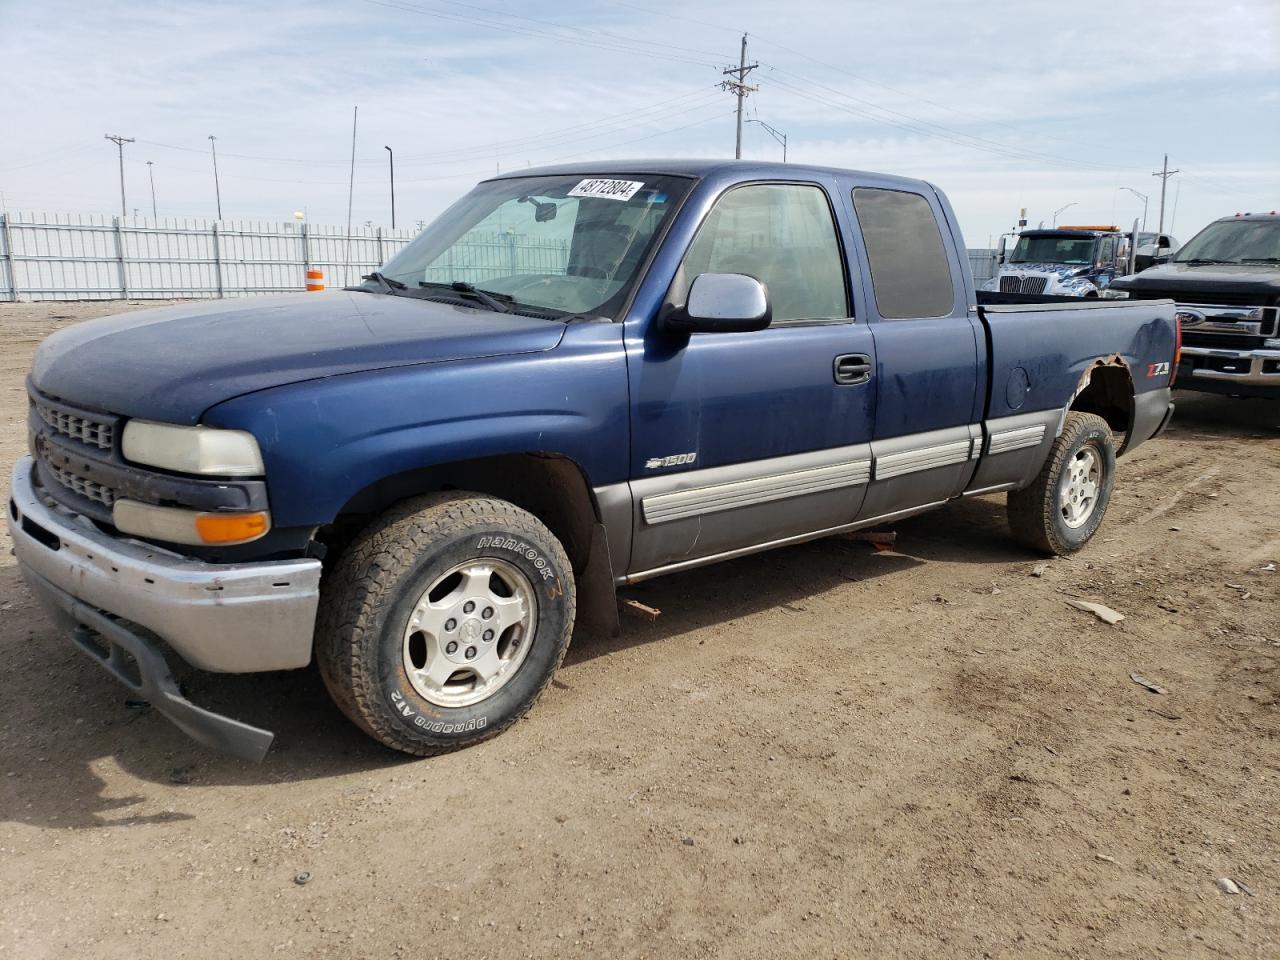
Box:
(7, 456), (322, 673)
(1181, 345), (1280, 387)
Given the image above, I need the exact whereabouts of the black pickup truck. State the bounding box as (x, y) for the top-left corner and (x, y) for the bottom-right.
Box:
(1107, 212), (1280, 399)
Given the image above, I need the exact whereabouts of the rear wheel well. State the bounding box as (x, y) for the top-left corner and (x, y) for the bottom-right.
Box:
(1070, 362), (1134, 447)
(325, 454), (599, 574)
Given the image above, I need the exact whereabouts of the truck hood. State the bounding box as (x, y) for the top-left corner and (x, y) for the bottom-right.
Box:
(30, 291), (567, 424)
(1113, 262), (1280, 300)
(1001, 262), (1090, 281)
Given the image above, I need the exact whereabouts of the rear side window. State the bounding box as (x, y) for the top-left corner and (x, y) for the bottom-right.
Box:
(852, 187), (955, 319)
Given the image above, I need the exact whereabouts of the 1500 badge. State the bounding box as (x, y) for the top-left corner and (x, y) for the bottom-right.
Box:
(645, 452), (697, 469)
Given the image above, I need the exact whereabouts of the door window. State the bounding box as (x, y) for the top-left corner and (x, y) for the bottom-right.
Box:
(676, 183), (848, 324)
(852, 187), (955, 319)
(1098, 236), (1116, 268)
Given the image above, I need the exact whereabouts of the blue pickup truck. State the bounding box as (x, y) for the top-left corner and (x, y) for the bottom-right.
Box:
(7, 161), (1178, 760)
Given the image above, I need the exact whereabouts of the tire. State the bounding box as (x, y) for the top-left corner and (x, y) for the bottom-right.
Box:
(316, 492), (576, 756)
(1007, 412), (1116, 555)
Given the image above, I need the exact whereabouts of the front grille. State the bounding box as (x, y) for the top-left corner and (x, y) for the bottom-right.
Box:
(36, 402), (115, 451)
(1131, 289), (1270, 308)
(999, 276), (1048, 295)
(1183, 331), (1265, 350)
(47, 464), (118, 507)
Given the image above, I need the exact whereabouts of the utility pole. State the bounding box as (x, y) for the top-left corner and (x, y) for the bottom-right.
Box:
(746, 118), (787, 161)
(1052, 202), (1077, 227)
(146, 161), (157, 219)
(384, 145), (396, 229)
(345, 106), (358, 280)
(208, 135), (222, 219)
(1152, 154), (1179, 238)
(104, 134), (134, 217)
(721, 33), (758, 159)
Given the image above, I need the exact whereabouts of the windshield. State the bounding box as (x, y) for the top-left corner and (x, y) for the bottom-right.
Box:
(1174, 219), (1280, 264)
(1008, 235), (1097, 265)
(373, 173), (693, 317)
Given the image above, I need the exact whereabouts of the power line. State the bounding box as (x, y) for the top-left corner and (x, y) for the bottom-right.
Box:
(367, 0), (722, 69)
(127, 87), (720, 169)
(766, 73), (1123, 172)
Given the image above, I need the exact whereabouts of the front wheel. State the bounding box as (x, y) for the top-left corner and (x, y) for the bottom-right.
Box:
(316, 492), (576, 756)
(1007, 411), (1116, 555)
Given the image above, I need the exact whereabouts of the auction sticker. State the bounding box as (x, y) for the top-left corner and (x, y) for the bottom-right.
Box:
(567, 178), (644, 201)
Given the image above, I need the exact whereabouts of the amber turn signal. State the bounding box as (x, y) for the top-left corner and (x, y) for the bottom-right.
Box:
(195, 511), (270, 545)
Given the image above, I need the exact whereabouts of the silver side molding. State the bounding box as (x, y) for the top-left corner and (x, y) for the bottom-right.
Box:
(987, 423), (1046, 456)
(873, 437), (973, 480)
(642, 457), (871, 525)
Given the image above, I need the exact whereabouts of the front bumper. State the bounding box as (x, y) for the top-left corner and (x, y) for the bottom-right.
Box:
(1178, 346), (1280, 398)
(7, 456), (323, 760)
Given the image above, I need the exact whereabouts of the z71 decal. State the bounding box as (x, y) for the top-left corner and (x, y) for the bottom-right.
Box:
(1147, 361), (1170, 378)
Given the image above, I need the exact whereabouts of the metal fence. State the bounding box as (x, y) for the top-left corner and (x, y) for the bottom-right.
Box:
(968, 248), (997, 286)
(0, 210), (994, 302)
(0, 212), (420, 302)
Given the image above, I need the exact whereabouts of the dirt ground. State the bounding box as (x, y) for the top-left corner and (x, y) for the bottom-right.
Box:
(0, 299), (1276, 960)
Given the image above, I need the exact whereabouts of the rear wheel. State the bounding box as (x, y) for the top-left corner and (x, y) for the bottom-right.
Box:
(316, 492), (575, 755)
(1007, 412), (1116, 555)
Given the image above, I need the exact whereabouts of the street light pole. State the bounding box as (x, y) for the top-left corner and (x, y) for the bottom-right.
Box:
(745, 118), (787, 161)
(104, 134), (134, 217)
(146, 161), (157, 219)
(207, 135), (222, 220)
(1052, 202), (1077, 227)
(384, 145), (395, 229)
(1120, 187), (1148, 231)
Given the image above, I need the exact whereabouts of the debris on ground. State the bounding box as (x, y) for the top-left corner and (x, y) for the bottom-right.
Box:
(1065, 598), (1125, 624)
(294, 872), (312, 886)
(839, 530), (896, 546)
(619, 598), (661, 622)
(1215, 877), (1240, 895)
(1130, 673), (1168, 695)
(1030, 563), (1049, 578)
(1256, 563), (1276, 573)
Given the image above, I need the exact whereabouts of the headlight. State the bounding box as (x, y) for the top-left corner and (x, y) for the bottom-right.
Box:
(1101, 289), (1129, 300)
(122, 420), (264, 476)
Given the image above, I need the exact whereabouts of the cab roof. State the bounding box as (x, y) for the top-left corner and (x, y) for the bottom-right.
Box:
(1019, 228), (1113, 238)
(485, 158), (936, 193)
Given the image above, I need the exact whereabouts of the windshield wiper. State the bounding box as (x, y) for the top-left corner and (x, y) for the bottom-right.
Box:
(363, 271), (407, 292)
(1177, 258), (1233, 265)
(418, 280), (513, 314)
(1240, 257), (1280, 263)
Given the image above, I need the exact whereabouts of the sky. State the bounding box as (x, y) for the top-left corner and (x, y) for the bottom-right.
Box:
(1, 0), (1277, 248)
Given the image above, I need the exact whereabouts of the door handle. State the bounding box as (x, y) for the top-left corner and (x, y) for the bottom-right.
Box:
(833, 353), (872, 385)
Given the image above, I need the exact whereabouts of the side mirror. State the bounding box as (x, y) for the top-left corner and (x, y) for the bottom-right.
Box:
(996, 236), (1008, 264)
(664, 273), (771, 334)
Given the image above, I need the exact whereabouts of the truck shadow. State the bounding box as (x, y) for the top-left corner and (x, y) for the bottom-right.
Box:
(1, 494), (1034, 829)
(1168, 390), (1280, 438)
